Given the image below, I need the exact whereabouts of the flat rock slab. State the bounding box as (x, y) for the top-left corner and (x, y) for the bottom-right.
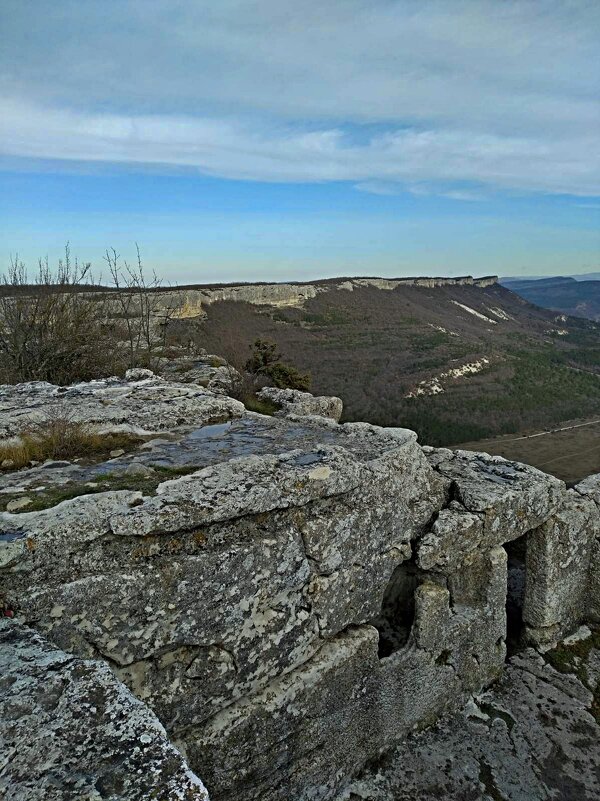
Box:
(0, 619), (209, 801)
(338, 632), (600, 801)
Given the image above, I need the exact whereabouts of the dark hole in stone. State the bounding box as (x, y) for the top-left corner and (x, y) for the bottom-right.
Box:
(371, 560), (419, 659)
(436, 649), (452, 666)
(291, 452), (323, 466)
(504, 534), (527, 656)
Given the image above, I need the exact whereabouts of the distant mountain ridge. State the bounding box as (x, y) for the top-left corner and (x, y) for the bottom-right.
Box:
(501, 276), (600, 322)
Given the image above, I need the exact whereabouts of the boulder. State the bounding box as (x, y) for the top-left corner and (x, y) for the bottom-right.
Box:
(258, 386), (343, 421)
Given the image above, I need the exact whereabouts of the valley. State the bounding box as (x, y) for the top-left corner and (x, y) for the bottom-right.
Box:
(176, 277), (600, 450)
(458, 416), (600, 484)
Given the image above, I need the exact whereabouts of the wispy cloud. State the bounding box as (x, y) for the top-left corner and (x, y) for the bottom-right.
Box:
(0, 0), (598, 196)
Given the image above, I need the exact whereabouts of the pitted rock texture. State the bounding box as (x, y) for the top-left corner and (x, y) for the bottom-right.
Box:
(0, 373), (244, 437)
(337, 630), (600, 801)
(423, 446), (566, 545)
(0, 420), (444, 733)
(0, 618), (209, 801)
(1, 375), (600, 801)
(258, 386), (343, 421)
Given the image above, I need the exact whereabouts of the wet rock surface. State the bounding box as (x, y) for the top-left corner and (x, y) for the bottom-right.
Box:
(0, 404), (403, 512)
(338, 628), (600, 801)
(0, 618), (208, 801)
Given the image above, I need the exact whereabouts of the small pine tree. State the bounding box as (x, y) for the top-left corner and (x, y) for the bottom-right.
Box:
(245, 338), (310, 391)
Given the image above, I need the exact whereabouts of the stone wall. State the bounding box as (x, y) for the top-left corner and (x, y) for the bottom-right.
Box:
(1, 370), (598, 801)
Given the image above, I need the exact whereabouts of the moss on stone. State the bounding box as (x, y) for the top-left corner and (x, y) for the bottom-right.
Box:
(0, 464), (201, 513)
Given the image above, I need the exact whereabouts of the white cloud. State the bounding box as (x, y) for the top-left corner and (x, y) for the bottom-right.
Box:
(0, 0), (598, 196)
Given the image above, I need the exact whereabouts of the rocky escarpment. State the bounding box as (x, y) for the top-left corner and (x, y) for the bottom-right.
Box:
(153, 275), (498, 318)
(1, 368), (599, 801)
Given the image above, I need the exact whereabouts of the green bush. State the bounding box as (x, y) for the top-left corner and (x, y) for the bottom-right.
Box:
(245, 338), (310, 391)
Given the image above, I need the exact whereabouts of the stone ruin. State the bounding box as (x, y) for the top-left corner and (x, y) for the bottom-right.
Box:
(0, 371), (598, 800)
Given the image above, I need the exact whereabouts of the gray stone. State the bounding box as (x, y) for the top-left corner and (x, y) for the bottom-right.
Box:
(123, 461), (156, 478)
(6, 496), (32, 512)
(428, 448), (566, 544)
(125, 367), (155, 381)
(258, 386), (344, 421)
(0, 618), (209, 801)
(338, 637), (600, 801)
(0, 376), (245, 438)
(523, 490), (598, 645)
(1, 373), (599, 801)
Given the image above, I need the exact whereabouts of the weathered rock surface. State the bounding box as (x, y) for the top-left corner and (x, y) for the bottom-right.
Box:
(338, 629), (600, 801)
(0, 618), (208, 801)
(1, 374), (599, 801)
(258, 385), (344, 421)
(0, 372), (244, 437)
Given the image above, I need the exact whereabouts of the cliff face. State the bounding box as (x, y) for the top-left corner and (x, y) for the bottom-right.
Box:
(149, 275), (499, 318)
(1, 371), (598, 801)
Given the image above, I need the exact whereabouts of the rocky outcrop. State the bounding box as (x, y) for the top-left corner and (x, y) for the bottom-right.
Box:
(258, 385), (343, 421)
(0, 618), (208, 801)
(0, 372), (598, 801)
(144, 276), (499, 318)
(0, 372), (244, 438)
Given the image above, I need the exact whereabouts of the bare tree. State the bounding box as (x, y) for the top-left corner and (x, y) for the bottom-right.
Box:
(0, 245), (118, 385)
(105, 244), (182, 370)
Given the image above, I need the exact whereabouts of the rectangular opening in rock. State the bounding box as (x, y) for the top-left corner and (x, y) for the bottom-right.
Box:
(371, 560), (419, 658)
(504, 535), (527, 656)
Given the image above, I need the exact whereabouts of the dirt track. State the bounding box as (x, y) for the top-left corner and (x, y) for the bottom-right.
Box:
(458, 417), (600, 484)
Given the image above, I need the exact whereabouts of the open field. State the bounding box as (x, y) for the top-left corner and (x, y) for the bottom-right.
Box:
(458, 417), (600, 484)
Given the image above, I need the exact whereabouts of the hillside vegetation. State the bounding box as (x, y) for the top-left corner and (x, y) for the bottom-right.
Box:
(192, 281), (600, 446)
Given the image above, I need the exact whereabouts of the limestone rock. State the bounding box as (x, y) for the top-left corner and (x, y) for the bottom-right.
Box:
(523, 490), (598, 645)
(427, 448), (565, 544)
(6, 497), (32, 512)
(0, 618), (209, 801)
(1, 371), (599, 801)
(338, 637), (600, 801)
(125, 367), (155, 381)
(258, 386), (344, 421)
(0, 376), (245, 437)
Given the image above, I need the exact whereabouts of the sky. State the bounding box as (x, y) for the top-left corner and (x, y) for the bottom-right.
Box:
(0, 0), (599, 283)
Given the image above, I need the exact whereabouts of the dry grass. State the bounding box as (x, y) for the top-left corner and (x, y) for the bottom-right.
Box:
(0, 413), (142, 470)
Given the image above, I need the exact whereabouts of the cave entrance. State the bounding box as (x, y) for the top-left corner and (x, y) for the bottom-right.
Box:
(504, 535), (527, 656)
(371, 561), (419, 659)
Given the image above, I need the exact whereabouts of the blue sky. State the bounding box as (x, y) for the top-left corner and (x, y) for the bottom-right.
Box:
(0, 1), (599, 282)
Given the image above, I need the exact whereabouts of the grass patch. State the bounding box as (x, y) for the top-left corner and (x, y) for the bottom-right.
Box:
(0, 415), (143, 470)
(0, 464), (201, 513)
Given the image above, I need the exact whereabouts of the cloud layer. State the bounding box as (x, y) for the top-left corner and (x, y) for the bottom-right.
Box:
(0, 0), (598, 195)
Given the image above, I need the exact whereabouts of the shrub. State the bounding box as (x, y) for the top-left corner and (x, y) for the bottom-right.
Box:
(104, 245), (183, 371)
(245, 338), (310, 391)
(264, 362), (311, 391)
(241, 394), (280, 416)
(0, 247), (119, 385)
